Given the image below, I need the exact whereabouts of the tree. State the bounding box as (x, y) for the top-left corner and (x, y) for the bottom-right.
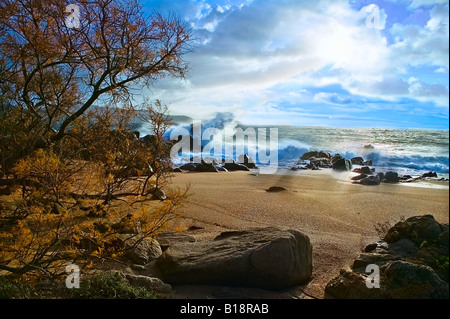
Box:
(0, 0), (190, 278)
(0, 0), (189, 175)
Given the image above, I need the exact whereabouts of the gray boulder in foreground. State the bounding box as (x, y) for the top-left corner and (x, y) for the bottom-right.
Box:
(156, 227), (313, 290)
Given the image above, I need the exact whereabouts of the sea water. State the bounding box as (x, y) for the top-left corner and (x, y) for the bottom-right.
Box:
(162, 117), (449, 179)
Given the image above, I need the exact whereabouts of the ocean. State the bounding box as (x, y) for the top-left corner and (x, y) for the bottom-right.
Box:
(160, 115), (449, 179)
(271, 126), (449, 178)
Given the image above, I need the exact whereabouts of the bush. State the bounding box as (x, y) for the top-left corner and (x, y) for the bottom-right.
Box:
(71, 272), (154, 299)
(0, 277), (34, 299)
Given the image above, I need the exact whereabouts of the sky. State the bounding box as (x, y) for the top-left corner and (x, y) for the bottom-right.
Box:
(140, 0), (449, 129)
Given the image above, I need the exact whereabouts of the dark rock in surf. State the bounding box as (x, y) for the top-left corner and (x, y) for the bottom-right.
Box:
(332, 158), (352, 171)
(352, 166), (374, 175)
(351, 157), (365, 165)
(384, 171), (400, 183)
(351, 174), (368, 181)
(421, 171), (438, 178)
(224, 161), (251, 172)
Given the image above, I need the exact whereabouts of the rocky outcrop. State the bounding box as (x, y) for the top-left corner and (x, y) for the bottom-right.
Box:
(156, 227), (313, 290)
(325, 215), (449, 299)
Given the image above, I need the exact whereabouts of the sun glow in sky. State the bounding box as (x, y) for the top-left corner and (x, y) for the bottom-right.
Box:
(141, 0), (449, 129)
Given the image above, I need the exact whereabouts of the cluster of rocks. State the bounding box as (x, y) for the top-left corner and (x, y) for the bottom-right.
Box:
(291, 151), (372, 172)
(352, 169), (444, 186)
(291, 151), (445, 186)
(173, 154), (257, 173)
(325, 215), (449, 299)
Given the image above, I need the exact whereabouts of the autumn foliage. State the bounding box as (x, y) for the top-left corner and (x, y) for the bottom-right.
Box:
(0, 0), (190, 279)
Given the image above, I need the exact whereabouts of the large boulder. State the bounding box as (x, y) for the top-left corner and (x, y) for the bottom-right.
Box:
(156, 227), (313, 290)
(325, 215), (449, 299)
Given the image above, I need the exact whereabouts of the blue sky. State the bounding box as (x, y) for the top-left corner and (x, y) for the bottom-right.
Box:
(141, 0), (449, 129)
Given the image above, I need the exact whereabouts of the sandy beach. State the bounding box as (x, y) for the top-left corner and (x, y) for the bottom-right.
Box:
(166, 169), (449, 299)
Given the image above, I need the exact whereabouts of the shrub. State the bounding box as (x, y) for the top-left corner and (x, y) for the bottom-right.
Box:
(71, 272), (154, 299)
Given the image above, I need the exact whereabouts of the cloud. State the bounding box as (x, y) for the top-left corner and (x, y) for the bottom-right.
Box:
(145, 0), (448, 127)
(313, 92), (354, 105)
(409, 0), (449, 9)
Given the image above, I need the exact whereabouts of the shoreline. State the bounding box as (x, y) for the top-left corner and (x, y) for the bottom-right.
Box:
(167, 170), (449, 298)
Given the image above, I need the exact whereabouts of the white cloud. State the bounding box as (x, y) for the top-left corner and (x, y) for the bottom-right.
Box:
(409, 0), (449, 9)
(148, 0), (449, 124)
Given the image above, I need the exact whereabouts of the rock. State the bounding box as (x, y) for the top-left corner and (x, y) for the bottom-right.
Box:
(326, 215), (449, 299)
(238, 154), (257, 169)
(382, 261), (448, 299)
(351, 157), (365, 165)
(325, 269), (384, 299)
(421, 171), (438, 178)
(202, 157), (220, 165)
(124, 274), (172, 295)
(122, 236), (163, 265)
(332, 158), (352, 171)
(388, 239), (419, 257)
(360, 176), (381, 186)
(383, 171), (400, 183)
(376, 172), (385, 181)
(364, 241), (389, 253)
(352, 175), (380, 185)
(179, 163), (197, 171)
(152, 188), (167, 201)
(352, 166), (374, 175)
(301, 151), (331, 160)
(351, 174), (367, 181)
(363, 160), (373, 166)
(364, 144), (375, 149)
(325, 261), (448, 299)
(156, 231), (196, 251)
(331, 154), (343, 165)
(215, 165), (229, 172)
(195, 160), (219, 172)
(172, 167), (183, 173)
(266, 186), (287, 193)
(309, 158), (331, 168)
(156, 227), (313, 290)
(383, 215), (443, 246)
(223, 161), (251, 172)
